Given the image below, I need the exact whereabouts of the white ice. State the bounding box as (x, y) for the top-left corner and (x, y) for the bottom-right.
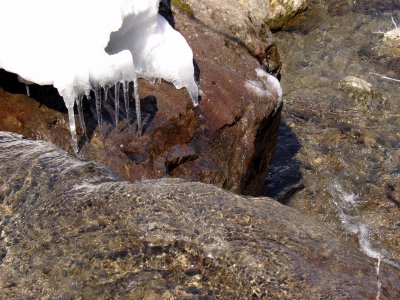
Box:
(0, 0), (199, 152)
(255, 68), (283, 107)
(245, 68), (283, 114)
(106, 5), (199, 106)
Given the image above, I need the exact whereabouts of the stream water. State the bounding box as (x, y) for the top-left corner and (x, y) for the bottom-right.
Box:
(267, 0), (400, 266)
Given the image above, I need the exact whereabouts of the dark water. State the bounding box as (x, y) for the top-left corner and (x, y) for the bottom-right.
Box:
(267, 0), (400, 266)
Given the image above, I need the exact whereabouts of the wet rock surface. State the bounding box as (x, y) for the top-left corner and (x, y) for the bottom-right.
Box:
(1, 132), (399, 299)
(0, 6), (282, 196)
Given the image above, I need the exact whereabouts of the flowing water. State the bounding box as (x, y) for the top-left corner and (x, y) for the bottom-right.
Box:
(2, 131), (400, 298)
(267, 0), (400, 266)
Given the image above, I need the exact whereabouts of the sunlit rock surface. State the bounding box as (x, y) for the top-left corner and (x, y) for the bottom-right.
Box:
(337, 76), (377, 108)
(181, 0), (282, 75)
(1, 132), (399, 299)
(267, 0), (309, 30)
(0, 6), (281, 195)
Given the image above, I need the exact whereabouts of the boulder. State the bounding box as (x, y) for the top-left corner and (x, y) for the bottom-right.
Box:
(267, 0), (309, 30)
(1, 132), (399, 299)
(181, 0), (309, 37)
(337, 76), (378, 108)
(179, 0), (282, 74)
(0, 6), (282, 196)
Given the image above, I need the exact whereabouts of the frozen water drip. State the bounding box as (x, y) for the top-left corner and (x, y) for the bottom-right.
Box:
(133, 77), (141, 134)
(104, 86), (109, 102)
(76, 94), (86, 135)
(25, 84), (30, 97)
(122, 81), (130, 123)
(114, 82), (120, 126)
(66, 102), (78, 154)
(94, 89), (102, 126)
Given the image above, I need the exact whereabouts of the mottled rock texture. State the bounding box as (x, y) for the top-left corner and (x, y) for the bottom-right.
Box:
(1, 132), (399, 299)
(0, 5), (282, 196)
(180, 0), (283, 75)
(267, 0), (309, 29)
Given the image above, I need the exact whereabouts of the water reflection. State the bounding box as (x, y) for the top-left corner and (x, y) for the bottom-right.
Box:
(269, 0), (400, 264)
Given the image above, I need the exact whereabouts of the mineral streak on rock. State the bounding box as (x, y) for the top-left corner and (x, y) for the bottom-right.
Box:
(0, 132), (399, 299)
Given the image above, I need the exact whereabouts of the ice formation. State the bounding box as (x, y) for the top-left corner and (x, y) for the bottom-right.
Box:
(0, 0), (199, 152)
(245, 68), (283, 114)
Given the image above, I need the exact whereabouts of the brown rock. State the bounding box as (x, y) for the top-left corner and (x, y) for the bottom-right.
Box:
(267, 0), (309, 30)
(180, 0), (282, 75)
(0, 8), (281, 196)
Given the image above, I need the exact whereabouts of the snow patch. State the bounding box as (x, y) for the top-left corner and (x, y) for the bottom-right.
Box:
(245, 68), (283, 113)
(245, 80), (273, 98)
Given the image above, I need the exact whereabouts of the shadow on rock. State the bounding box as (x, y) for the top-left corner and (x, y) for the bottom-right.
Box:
(0, 69), (66, 113)
(265, 121), (304, 204)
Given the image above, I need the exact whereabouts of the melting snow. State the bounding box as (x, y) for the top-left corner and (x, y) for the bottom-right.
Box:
(245, 68), (283, 114)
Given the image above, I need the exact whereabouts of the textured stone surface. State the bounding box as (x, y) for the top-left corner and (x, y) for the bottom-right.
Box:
(0, 6), (282, 196)
(181, 0), (282, 75)
(1, 132), (399, 299)
(267, 0), (309, 29)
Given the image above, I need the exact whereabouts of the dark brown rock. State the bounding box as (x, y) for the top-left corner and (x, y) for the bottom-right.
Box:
(1, 132), (399, 299)
(0, 8), (281, 196)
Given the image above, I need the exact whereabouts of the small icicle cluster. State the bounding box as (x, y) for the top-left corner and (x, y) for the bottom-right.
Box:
(0, 0), (199, 153)
(63, 78), (140, 154)
(56, 49), (142, 153)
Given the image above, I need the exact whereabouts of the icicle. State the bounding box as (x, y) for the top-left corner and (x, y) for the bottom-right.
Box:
(114, 82), (120, 126)
(94, 88), (102, 126)
(133, 76), (141, 134)
(25, 84), (30, 97)
(76, 94), (86, 135)
(122, 81), (130, 123)
(66, 103), (78, 154)
(104, 86), (109, 102)
(85, 91), (91, 101)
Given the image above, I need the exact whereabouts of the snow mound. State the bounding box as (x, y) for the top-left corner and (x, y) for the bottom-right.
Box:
(0, 0), (199, 152)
